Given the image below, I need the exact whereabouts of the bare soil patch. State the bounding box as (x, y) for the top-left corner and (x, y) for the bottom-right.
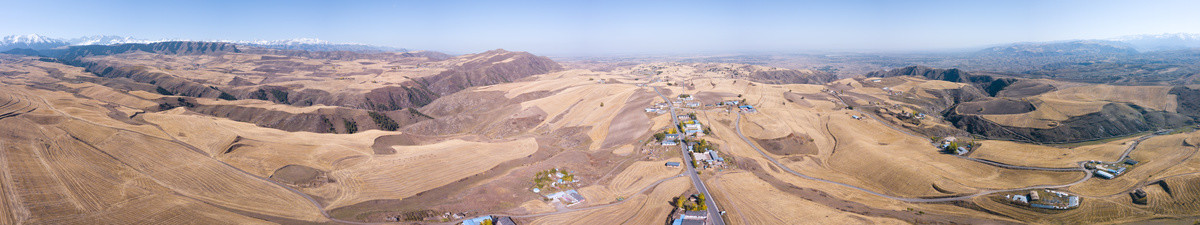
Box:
(753, 133), (818, 155)
(600, 89), (654, 149)
(268, 164), (333, 188)
(955, 98), (1036, 115)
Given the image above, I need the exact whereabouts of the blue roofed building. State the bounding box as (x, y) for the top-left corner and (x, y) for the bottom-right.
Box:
(461, 216), (492, 225)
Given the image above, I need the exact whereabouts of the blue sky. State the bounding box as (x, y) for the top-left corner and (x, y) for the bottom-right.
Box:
(3, 0), (1199, 55)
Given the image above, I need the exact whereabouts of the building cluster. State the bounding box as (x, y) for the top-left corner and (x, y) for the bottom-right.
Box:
(461, 215), (517, 225)
(662, 133), (682, 146)
(936, 137), (972, 155)
(691, 149), (725, 168)
(1006, 189), (1081, 210)
(645, 102), (671, 114)
(738, 105), (756, 113)
(531, 168), (579, 194)
(1085, 159), (1138, 179)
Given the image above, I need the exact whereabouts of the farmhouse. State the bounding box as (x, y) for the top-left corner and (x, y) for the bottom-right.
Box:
(739, 105), (756, 113)
(664, 133), (682, 140)
(954, 147), (969, 155)
(546, 189), (586, 206)
(684, 123), (704, 136)
(1007, 194), (1029, 204)
(708, 150), (723, 163)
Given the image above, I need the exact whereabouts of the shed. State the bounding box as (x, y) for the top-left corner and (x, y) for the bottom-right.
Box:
(495, 216), (517, 225)
(1124, 159), (1139, 165)
(665, 162), (681, 167)
(1095, 170), (1115, 179)
(682, 210), (708, 220)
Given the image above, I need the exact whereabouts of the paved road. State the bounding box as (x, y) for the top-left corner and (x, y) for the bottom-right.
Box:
(652, 87), (726, 225)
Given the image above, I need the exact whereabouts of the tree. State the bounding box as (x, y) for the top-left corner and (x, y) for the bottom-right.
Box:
(369, 111), (399, 131)
(481, 219), (493, 225)
(343, 120), (358, 134)
(654, 133), (666, 141)
(674, 196), (686, 208)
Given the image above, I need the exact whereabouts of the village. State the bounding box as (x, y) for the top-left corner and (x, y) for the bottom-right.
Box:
(458, 93), (743, 225)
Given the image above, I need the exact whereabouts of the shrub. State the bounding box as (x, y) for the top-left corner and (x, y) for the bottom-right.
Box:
(155, 86), (174, 95)
(408, 108), (434, 119)
(269, 89), (289, 104)
(217, 91), (237, 100)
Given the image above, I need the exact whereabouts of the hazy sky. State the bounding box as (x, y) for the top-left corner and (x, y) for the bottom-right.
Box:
(3, 0), (1200, 55)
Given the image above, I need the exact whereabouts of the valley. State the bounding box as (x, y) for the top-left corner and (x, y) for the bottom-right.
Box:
(2, 38), (1200, 225)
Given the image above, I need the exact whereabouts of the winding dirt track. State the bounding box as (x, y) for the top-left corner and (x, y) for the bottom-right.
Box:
(732, 91), (1162, 203)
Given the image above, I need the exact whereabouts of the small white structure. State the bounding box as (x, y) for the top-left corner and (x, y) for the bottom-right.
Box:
(955, 147), (969, 155)
(1007, 194), (1029, 204)
(693, 152), (711, 161)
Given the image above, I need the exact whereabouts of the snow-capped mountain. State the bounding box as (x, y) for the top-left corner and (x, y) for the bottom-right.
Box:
(240, 38), (332, 46)
(236, 38), (402, 52)
(67, 35), (164, 46)
(1112, 33), (1200, 51)
(2, 34), (402, 53)
(0, 34), (70, 51)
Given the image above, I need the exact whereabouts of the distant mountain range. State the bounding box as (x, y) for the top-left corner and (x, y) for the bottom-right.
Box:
(978, 40), (1138, 57)
(977, 33), (1200, 56)
(0, 34), (403, 52)
(1112, 33), (1200, 52)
